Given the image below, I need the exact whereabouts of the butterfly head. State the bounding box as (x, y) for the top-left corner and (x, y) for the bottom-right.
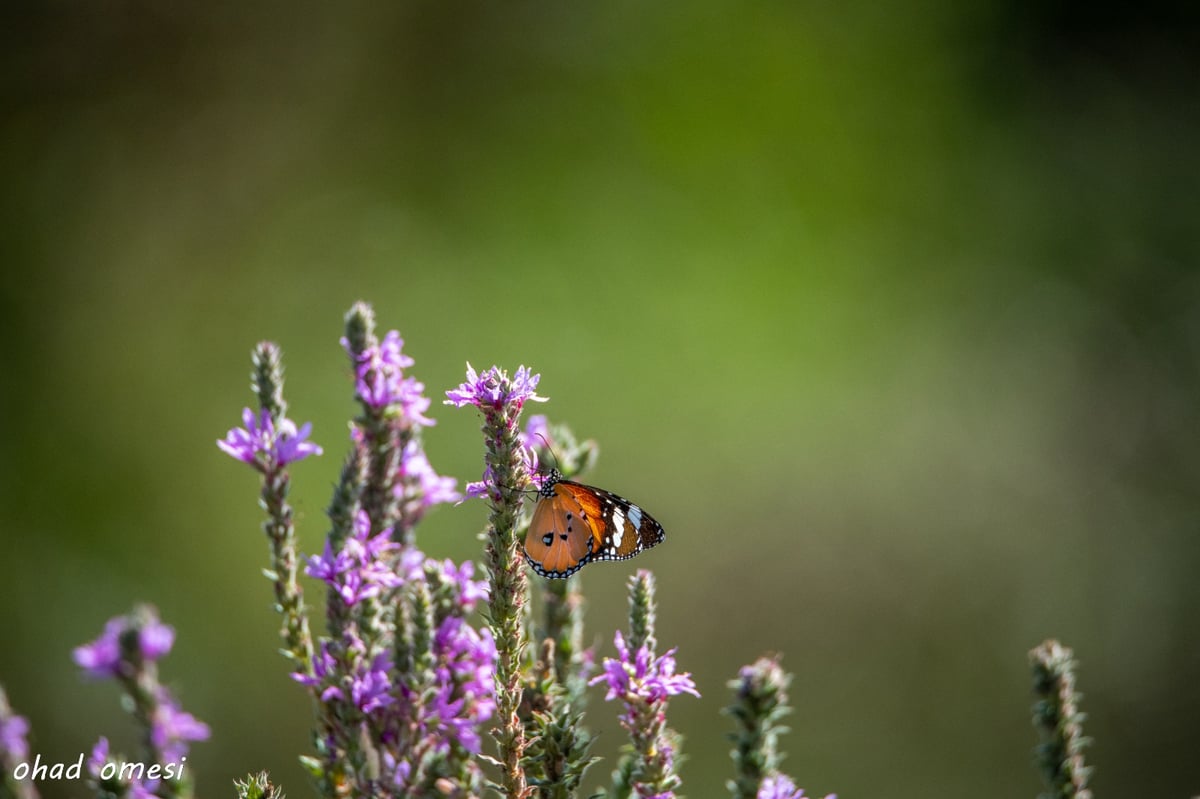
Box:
(537, 468), (564, 498)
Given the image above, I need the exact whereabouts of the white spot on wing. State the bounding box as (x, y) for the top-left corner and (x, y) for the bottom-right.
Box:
(610, 507), (625, 549)
(628, 505), (643, 531)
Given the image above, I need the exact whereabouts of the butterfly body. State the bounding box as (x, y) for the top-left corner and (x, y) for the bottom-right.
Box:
(523, 471), (665, 578)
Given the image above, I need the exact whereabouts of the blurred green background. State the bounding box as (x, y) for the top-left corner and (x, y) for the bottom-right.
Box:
(2, 2), (1198, 797)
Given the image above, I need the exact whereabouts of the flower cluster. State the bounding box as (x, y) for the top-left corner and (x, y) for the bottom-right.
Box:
(213, 315), (495, 796)
(445, 363), (546, 412)
(590, 573), (699, 799)
(3, 303), (839, 799)
(342, 329), (433, 423)
(397, 439), (462, 511)
(297, 509), (493, 792)
(341, 303), (458, 542)
(72, 607), (209, 799)
(217, 408), (322, 470)
(592, 631), (700, 705)
(1030, 640), (1092, 799)
(297, 520), (497, 758)
(305, 510), (417, 606)
(73, 613), (175, 679)
(422, 616), (498, 756)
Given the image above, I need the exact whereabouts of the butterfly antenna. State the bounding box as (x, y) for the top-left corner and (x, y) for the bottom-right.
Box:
(536, 433), (564, 475)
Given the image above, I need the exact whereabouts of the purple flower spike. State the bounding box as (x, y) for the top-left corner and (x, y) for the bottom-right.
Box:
(87, 737), (109, 778)
(423, 617), (497, 755)
(217, 408), (322, 469)
(0, 713), (30, 762)
(343, 329), (436, 424)
(444, 363), (547, 410)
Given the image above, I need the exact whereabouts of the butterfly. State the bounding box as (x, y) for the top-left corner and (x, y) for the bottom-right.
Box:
(523, 469), (666, 578)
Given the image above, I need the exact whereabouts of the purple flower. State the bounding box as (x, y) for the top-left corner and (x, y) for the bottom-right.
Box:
(304, 540), (352, 584)
(74, 617), (124, 677)
(757, 774), (835, 799)
(343, 330), (435, 424)
(521, 414), (552, 451)
(398, 442), (462, 509)
(129, 781), (159, 799)
(0, 712), (30, 762)
(305, 510), (405, 605)
(462, 465), (498, 501)
(461, 442), (542, 502)
(424, 617), (497, 754)
(591, 631), (700, 703)
(444, 363), (547, 410)
(87, 737), (109, 778)
(436, 559), (489, 609)
(292, 642), (340, 701)
(217, 408), (323, 468)
(350, 654), (395, 714)
(73, 611), (176, 678)
(295, 645), (394, 715)
(152, 692), (211, 764)
(89, 735), (161, 799)
(138, 617), (176, 661)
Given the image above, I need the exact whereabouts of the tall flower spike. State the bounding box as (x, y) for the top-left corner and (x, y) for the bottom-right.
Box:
(1029, 640), (1092, 799)
(627, 570), (658, 656)
(726, 655), (794, 799)
(343, 302), (407, 537)
(593, 573), (698, 799)
(74, 608), (209, 799)
(446, 363), (545, 799)
(217, 342), (319, 674)
(342, 302), (452, 544)
(0, 684), (36, 799)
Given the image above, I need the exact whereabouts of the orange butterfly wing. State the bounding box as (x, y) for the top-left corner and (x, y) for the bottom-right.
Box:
(557, 481), (665, 561)
(524, 483), (596, 578)
(520, 477), (666, 580)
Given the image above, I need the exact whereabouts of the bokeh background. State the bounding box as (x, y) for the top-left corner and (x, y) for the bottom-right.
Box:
(2, 3), (1198, 797)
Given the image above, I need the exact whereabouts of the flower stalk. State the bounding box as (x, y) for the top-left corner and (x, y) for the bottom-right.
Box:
(593, 571), (699, 799)
(1029, 640), (1092, 799)
(217, 342), (322, 675)
(725, 655), (792, 799)
(74, 607), (210, 799)
(446, 364), (547, 799)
